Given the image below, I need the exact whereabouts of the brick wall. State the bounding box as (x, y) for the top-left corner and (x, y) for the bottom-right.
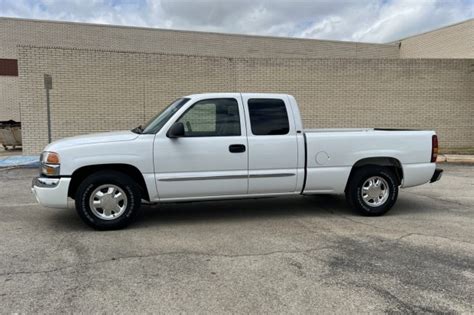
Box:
(1, 17), (400, 59)
(18, 46), (473, 154)
(398, 19), (474, 58)
(0, 17), (400, 122)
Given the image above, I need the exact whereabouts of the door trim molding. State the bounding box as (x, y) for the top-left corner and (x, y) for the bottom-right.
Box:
(158, 173), (295, 182)
(249, 173), (295, 178)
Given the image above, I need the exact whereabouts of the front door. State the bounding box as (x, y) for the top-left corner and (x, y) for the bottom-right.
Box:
(153, 95), (248, 200)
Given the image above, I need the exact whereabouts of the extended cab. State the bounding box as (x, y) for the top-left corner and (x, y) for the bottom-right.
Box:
(32, 93), (443, 229)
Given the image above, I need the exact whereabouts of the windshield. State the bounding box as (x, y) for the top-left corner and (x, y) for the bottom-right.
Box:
(141, 98), (190, 134)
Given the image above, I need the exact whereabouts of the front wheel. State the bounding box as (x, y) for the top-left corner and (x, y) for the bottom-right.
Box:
(346, 166), (399, 216)
(75, 171), (142, 230)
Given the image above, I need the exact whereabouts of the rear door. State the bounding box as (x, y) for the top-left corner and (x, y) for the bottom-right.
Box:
(241, 94), (299, 194)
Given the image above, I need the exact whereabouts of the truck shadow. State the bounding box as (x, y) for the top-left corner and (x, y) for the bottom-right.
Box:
(132, 193), (429, 229)
(49, 192), (443, 231)
(136, 195), (347, 224)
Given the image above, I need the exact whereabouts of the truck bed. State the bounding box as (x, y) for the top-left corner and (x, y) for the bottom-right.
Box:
(304, 128), (374, 133)
(304, 128), (423, 133)
(302, 128), (436, 194)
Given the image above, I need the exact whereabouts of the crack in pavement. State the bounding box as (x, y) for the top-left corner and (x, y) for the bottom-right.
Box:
(0, 245), (338, 278)
(403, 190), (474, 209)
(395, 232), (474, 246)
(316, 203), (474, 246)
(317, 204), (400, 232)
(0, 203), (40, 208)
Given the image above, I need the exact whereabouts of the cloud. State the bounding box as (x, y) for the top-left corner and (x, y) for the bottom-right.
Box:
(0, 0), (472, 43)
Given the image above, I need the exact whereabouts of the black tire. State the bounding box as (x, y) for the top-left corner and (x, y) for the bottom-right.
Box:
(345, 166), (399, 216)
(75, 170), (141, 230)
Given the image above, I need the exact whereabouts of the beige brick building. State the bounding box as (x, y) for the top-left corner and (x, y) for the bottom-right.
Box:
(1, 17), (473, 154)
(397, 19), (474, 58)
(0, 17), (400, 124)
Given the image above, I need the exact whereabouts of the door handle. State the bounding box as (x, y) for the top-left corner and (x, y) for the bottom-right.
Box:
(229, 144), (246, 153)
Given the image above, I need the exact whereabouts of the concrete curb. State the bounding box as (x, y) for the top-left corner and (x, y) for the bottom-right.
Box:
(437, 155), (474, 164)
(0, 155), (40, 168)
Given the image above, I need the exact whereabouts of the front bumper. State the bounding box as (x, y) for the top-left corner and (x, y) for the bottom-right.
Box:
(31, 176), (72, 208)
(430, 168), (443, 183)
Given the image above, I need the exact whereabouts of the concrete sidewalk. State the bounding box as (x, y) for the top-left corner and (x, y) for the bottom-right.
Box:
(0, 155), (39, 168)
(437, 154), (474, 164)
(0, 147), (38, 168)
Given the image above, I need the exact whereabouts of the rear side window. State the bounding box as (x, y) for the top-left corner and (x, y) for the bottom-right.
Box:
(248, 99), (290, 135)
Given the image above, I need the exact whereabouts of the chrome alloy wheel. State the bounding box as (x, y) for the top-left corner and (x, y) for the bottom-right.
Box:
(89, 184), (128, 220)
(361, 176), (389, 207)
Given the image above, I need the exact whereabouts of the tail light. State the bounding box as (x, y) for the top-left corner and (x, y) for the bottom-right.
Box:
(431, 135), (438, 163)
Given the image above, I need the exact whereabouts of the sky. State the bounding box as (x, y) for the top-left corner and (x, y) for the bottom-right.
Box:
(0, 0), (473, 43)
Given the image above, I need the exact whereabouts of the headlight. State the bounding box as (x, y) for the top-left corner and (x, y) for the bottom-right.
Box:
(40, 151), (60, 176)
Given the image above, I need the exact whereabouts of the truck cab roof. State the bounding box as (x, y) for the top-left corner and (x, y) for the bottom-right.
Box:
(184, 92), (293, 99)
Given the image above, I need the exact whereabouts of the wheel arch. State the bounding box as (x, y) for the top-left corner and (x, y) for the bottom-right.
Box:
(68, 164), (150, 201)
(345, 157), (403, 192)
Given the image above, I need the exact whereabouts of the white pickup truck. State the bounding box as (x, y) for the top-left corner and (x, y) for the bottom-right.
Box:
(32, 93), (442, 229)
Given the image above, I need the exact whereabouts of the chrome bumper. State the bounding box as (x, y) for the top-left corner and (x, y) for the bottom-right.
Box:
(31, 176), (73, 209)
(32, 177), (60, 188)
(430, 168), (443, 183)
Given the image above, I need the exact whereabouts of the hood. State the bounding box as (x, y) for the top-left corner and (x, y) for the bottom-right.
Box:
(44, 130), (140, 151)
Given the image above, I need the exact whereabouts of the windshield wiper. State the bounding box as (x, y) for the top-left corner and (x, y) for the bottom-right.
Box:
(131, 125), (143, 134)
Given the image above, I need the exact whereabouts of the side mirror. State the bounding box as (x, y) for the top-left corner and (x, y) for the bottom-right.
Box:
(167, 122), (185, 138)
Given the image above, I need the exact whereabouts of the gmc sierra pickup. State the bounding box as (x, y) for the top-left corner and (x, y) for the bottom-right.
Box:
(32, 93), (443, 229)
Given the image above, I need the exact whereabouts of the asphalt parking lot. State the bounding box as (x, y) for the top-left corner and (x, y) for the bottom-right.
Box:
(0, 165), (473, 313)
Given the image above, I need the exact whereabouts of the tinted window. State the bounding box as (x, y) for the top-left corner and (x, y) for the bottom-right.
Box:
(177, 98), (241, 137)
(248, 99), (289, 135)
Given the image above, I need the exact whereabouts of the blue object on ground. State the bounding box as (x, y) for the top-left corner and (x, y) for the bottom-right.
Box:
(0, 155), (40, 168)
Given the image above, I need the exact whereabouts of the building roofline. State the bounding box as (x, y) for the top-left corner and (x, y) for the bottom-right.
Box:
(389, 18), (474, 43)
(0, 16), (398, 47)
(18, 44), (405, 61)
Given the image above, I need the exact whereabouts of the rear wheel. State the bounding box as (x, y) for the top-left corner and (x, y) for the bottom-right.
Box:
(346, 166), (399, 216)
(75, 171), (141, 230)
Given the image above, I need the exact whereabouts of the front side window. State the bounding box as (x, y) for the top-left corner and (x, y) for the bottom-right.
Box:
(248, 99), (290, 135)
(142, 98), (190, 134)
(176, 98), (241, 137)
